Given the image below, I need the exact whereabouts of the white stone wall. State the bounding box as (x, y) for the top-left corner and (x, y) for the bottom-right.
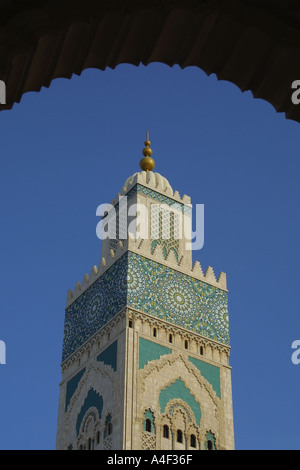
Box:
(124, 311), (234, 450)
(56, 312), (126, 450)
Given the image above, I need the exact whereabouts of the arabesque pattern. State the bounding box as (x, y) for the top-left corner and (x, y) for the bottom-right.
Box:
(63, 252), (229, 361)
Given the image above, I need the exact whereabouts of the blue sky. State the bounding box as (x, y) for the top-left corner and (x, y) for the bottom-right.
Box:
(0, 62), (300, 450)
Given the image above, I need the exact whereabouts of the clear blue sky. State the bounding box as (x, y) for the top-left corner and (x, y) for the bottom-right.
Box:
(1, 62), (299, 450)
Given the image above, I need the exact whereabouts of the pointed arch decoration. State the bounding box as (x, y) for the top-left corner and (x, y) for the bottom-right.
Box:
(76, 388), (103, 436)
(159, 377), (202, 426)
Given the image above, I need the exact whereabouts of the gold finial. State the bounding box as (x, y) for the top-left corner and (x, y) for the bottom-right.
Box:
(140, 130), (155, 171)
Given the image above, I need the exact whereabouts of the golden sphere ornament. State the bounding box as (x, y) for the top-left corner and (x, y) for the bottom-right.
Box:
(139, 131), (155, 171)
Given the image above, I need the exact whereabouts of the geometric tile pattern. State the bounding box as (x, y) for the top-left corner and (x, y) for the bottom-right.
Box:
(109, 183), (191, 252)
(62, 255), (128, 362)
(62, 252), (229, 362)
(135, 184), (192, 216)
(115, 184), (191, 215)
(127, 253), (229, 346)
(150, 204), (180, 261)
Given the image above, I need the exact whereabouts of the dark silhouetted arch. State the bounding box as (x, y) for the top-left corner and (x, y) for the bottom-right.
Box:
(1, 1), (300, 123)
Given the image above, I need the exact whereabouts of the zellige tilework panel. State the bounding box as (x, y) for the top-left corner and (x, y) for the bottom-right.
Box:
(62, 252), (229, 361)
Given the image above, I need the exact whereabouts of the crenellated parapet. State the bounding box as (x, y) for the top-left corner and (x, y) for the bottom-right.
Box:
(66, 240), (126, 308)
(66, 238), (227, 309)
(118, 170), (191, 205)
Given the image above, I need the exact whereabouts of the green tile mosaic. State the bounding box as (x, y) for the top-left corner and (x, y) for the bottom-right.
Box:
(97, 340), (118, 371)
(136, 184), (192, 216)
(62, 254), (128, 362)
(63, 252), (229, 362)
(139, 338), (172, 369)
(159, 378), (201, 426)
(127, 253), (229, 346)
(188, 357), (220, 398)
(65, 367), (86, 411)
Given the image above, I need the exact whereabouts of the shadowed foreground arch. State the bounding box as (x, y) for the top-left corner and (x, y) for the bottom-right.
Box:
(1, 0), (300, 123)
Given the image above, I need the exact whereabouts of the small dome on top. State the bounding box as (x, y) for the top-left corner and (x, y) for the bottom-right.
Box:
(122, 171), (173, 194)
(119, 131), (173, 196)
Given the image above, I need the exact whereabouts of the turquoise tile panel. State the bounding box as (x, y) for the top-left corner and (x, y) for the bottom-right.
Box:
(139, 338), (172, 369)
(188, 356), (221, 398)
(159, 378), (201, 426)
(62, 252), (229, 362)
(65, 367), (86, 411)
(127, 252), (229, 346)
(62, 254), (128, 362)
(97, 340), (118, 371)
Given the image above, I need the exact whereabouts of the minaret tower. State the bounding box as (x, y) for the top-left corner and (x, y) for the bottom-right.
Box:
(56, 133), (235, 450)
